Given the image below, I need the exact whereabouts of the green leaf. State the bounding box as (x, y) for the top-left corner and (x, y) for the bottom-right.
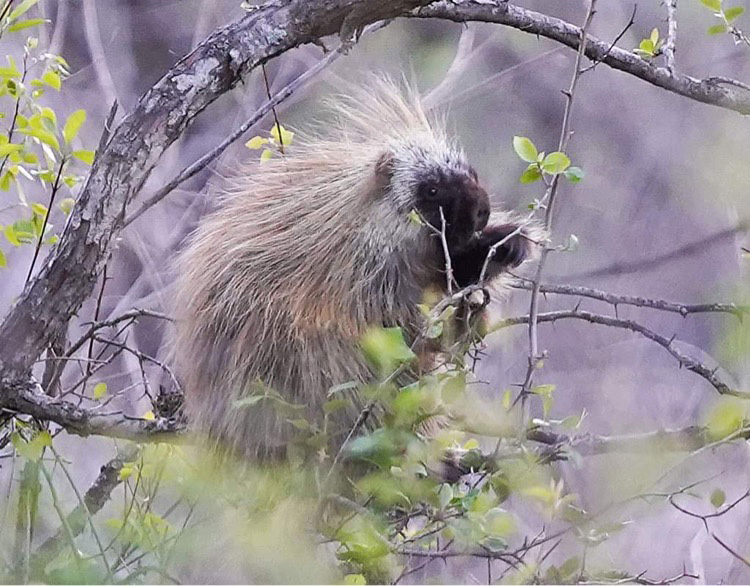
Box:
(19, 126), (60, 152)
(638, 39), (654, 53)
(4, 224), (20, 246)
(513, 136), (538, 163)
(8, 0), (40, 22)
(361, 326), (416, 374)
(59, 198), (75, 215)
(344, 574), (367, 585)
(520, 164), (542, 184)
(93, 382), (107, 400)
(259, 148), (273, 163)
(0, 248), (6, 268)
(710, 488), (726, 508)
(725, 5), (745, 21)
(708, 23), (729, 34)
(701, 0), (723, 9)
(704, 397), (746, 440)
(41, 70), (61, 91)
(0, 143), (22, 157)
(12, 430), (51, 462)
(62, 109), (85, 145)
(564, 166), (585, 183)
(8, 18), (49, 31)
(31, 202), (47, 217)
(650, 28), (660, 44)
(245, 135), (267, 149)
(270, 124), (294, 146)
(72, 149), (94, 164)
(541, 152), (571, 174)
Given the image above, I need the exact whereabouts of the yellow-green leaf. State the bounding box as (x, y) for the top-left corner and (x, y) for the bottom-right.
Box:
(513, 136), (538, 163)
(8, 18), (49, 32)
(41, 70), (61, 91)
(63, 109), (85, 144)
(0, 248), (6, 268)
(72, 149), (94, 164)
(93, 382), (107, 399)
(270, 124), (294, 146)
(0, 143), (23, 157)
(245, 135), (267, 149)
(8, 0), (40, 21)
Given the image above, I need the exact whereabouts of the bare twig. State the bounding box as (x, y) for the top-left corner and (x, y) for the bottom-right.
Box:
(413, 1), (750, 115)
(519, 0), (596, 405)
(493, 309), (747, 398)
(662, 0), (678, 75)
(31, 446), (141, 569)
(509, 280), (748, 318)
(564, 219), (750, 280)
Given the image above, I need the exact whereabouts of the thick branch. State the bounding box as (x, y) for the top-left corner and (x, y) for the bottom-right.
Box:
(0, 0), (434, 382)
(413, 0), (750, 115)
(2, 378), (183, 440)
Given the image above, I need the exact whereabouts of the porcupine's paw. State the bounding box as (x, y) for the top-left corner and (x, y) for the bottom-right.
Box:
(482, 224), (532, 268)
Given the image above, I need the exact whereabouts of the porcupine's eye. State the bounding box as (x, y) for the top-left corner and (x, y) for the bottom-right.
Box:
(427, 187), (438, 199)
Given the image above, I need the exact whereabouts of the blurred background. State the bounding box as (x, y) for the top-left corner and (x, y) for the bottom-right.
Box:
(1, 0), (749, 582)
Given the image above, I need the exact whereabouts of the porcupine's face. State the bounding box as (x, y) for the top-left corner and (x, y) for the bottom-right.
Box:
(414, 166), (491, 249)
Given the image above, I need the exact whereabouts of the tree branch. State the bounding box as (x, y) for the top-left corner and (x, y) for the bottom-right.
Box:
(0, 0), (435, 384)
(509, 280), (748, 318)
(492, 309), (748, 398)
(412, 0), (750, 115)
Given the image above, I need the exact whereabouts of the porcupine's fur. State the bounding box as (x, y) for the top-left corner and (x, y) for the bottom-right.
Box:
(174, 78), (545, 459)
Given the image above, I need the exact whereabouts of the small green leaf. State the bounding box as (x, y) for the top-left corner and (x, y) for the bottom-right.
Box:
(41, 70), (61, 91)
(0, 143), (23, 157)
(270, 124), (294, 146)
(564, 166), (585, 183)
(542, 152), (571, 174)
(406, 209), (424, 226)
(245, 135), (267, 149)
(708, 23), (729, 35)
(343, 574), (366, 585)
(725, 5), (745, 21)
(259, 148), (273, 162)
(0, 248), (6, 268)
(650, 28), (660, 44)
(62, 109), (85, 145)
(513, 136), (538, 163)
(4, 224), (19, 246)
(72, 149), (94, 164)
(31, 202), (47, 217)
(700, 0), (722, 9)
(361, 326), (416, 374)
(710, 488), (726, 508)
(93, 382), (107, 400)
(639, 39), (655, 53)
(59, 198), (75, 215)
(520, 164), (542, 184)
(8, 18), (49, 32)
(8, 0), (40, 21)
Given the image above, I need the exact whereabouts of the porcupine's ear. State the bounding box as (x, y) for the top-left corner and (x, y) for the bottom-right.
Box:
(370, 151), (395, 199)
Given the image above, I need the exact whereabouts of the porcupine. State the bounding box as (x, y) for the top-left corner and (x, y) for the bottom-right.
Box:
(174, 78), (544, 460)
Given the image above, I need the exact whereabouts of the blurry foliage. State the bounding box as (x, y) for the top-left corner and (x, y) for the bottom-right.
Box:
(1, 1), (750, 585)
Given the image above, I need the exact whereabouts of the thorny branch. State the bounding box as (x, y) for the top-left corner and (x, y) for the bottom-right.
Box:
(492, 308), (749, 398)
(509, 280), (749, 318)
(519, 0), (597, 404)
